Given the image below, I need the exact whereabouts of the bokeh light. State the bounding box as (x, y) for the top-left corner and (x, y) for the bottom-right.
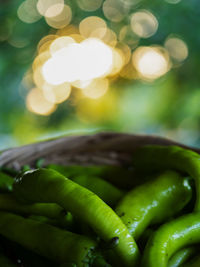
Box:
(32, 50), (51, 71)
(164, 36), (188, 62)
(50, 36), (75, 55)
(43, 83), (71, 104)
(109, 48), (124, 76)
(0, 19), (12, 42)
(72, 80), (92, 89)
(132, 46), (170, 80)
(45, 4), (72, 29)
(77, 0), (103, 12)
(165, 0), (182, 4)
(17, 0), (41, 24)
(130, 10), (158, 38)
(36, 0), (64, 17)
(57, 25), (79, 36)
(42, 38), (113, 84)
(116, 42), (131, 65)
(79, 16), (107, 38)
(82, 78), (109, 99)
(119, 25), (139, 48)
(26, 88), (56, 115)
(120, 0), (142, 8)
(103, 0), (126, 22)
(37, 34), (58, 52)
(120, 61), (137, 79)
(77, 89), (118, 122)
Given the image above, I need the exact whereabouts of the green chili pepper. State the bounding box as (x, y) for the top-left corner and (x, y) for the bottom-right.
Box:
(71, 175), (124, 207)
(132, 145), (200, 211)
(115, 171), (192, 240)
(142, 212), (200, 267)
(0, 193), (67, 220)
(0, 172), (14, 192)
(29, 214), (73, 230)
(168, 246), (198, 267)
(0, 211), (96, 265)
(47, 164), (135, 190)
(13, 168), (140, 267)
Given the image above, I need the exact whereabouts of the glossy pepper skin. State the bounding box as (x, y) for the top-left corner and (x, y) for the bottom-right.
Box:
(0, 211), (96, 266)
(47, 164), (135, 190)
(70, 175), (124, 207)
(142, 212), (200, 267)
(115, 171), (192, 240)
(13, 168), (140, 267)
(0, 193), (66, 220)
(132, 145), (200, 210)
(168, 246), (198, 267)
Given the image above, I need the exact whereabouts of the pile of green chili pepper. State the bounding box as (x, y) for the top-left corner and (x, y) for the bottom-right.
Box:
(1, 145), (200, 266)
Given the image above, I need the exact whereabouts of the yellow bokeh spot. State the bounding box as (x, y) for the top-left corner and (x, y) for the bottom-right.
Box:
(45, 5), (72, 29)
(42, 38), (113, 84)
(38, 40), (53, 54)
(77, 0), (103, 11)
(164, 36), (188, 62)
(72, 80), (92, 89)
(131, 10), (158, 38)
(45, 3), (64, 18)
(57, 25), (79, 36)
(79, 17), (107, 39)
(50, 36), (75, 55)
(37, 0), (64, 17)
(119, 25), (139, 48)
(43, 82), (71, 104)
(132, 46), (170, 80)
(26, 88), (56, 115)
(120, 60), (137, 80)
(103, 0), (126, 22)
(82, 78), (109, 99)
(37, 34), (58, 53)
(69, 34), (85, 43)
(32, 51), (51, 71)
(77, 89), (118, 122)
(116, 42), (131, 65)
(108, 48), (124, 76)
(33, 67), (46, 89)
(101, 28), (117, 47)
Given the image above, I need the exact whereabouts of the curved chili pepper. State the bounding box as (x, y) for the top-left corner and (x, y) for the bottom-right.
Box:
(142, 212), (200, 267)
(28, 214), (73, 230)
(168, 246), (198, 267)
(0, 193), (66, 220)
(71, 175), (124, 207)
(13, 168), (140, 267)
(47, 164), (135, 190)
(115, 171), (192, 240)
(132, 145), (200, 210)
(0, 211), (96, 266)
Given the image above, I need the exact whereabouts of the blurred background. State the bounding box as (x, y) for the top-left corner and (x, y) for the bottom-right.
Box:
(0, 0), (199, 150)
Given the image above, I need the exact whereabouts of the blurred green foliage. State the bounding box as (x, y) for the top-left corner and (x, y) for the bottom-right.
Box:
(0, 0), (200, 149)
